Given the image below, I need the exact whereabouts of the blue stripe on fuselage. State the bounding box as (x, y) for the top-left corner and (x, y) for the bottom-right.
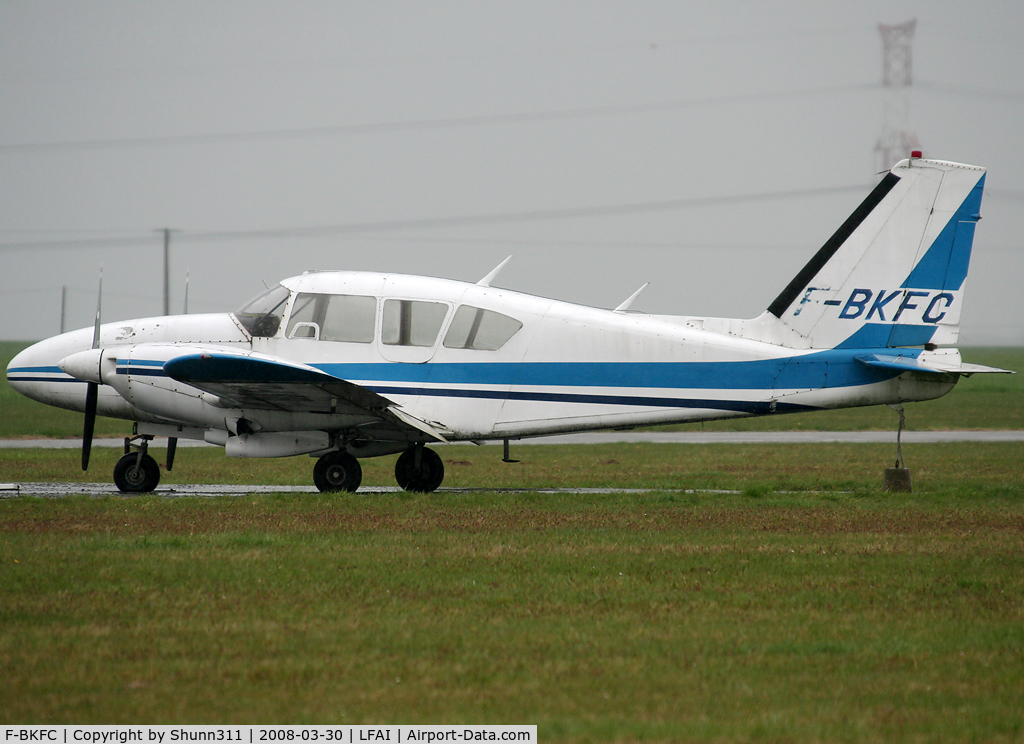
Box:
(6, 375), (84, 384)
(8, 365), (66, 374)
(11, 349), (908, 393)
(6, 366), (82, 383)
(315, 348), (906, 391)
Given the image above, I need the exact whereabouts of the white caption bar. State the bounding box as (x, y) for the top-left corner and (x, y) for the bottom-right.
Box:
(2, 727), (537, 744)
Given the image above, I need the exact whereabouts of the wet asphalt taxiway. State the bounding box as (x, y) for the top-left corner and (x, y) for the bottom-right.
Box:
(4, 482), (674, 498)
(2, 430), (1019, 498)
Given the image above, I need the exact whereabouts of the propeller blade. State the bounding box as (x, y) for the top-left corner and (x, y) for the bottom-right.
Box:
(91, 267), (103, 350)
(82, 382), (98, 471)
(83, 267), (103, 471)
(166, 437), (177, 472)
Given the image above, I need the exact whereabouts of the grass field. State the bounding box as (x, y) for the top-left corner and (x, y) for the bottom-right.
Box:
(2, 481), (1023, 740)
(2, 442), (1024, 740)
(2, 341), (1022, 740)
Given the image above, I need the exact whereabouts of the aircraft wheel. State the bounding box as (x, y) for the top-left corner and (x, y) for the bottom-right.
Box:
(395, 446), (444, 493)
(113, 453), (161, 493)
(313, 451), (362, 493)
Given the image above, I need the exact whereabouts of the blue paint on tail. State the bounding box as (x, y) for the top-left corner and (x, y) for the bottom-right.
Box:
(901, 174), (985, 291)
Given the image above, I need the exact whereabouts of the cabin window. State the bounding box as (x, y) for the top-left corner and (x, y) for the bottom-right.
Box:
(285, 293), (376, 343)
(235, 284), (291, 337)
(382, 299), (448, 347)
(322, 294), (376, 342)
(443, 306), (523, 350)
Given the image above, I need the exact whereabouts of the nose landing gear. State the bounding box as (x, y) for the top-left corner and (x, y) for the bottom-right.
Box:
(113, 436), (160, 493)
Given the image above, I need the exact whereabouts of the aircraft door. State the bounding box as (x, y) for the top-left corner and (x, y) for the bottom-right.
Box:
(377, 298), (451, 363)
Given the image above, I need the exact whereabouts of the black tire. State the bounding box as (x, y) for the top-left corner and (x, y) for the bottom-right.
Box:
(313, 451), (362, 493)
(113, 453), (161, 493)
(394, 446), (444, 493)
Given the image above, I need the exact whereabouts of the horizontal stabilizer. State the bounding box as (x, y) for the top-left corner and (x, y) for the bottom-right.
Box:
(855, 353), (1014, 377)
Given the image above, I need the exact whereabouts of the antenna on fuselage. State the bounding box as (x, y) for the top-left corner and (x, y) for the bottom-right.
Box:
(183, 269), (190, 314)
(477, 255), (513, 287)
(60, 286), (67, 334)
(614, 283), (650, 313)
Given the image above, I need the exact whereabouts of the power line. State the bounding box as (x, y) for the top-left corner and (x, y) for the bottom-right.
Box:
(0, 85), (876, 155)
(916, 81), (1024, 102)
(0, 184), (871, 252)
(988, 189), (1024, 201)
(0, 234), (157, 251)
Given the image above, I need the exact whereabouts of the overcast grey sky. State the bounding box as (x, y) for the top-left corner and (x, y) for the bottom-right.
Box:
(2, 1), (1022, 344)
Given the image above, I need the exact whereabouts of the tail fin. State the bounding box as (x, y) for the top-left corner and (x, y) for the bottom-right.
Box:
(766, 156), (986, 349)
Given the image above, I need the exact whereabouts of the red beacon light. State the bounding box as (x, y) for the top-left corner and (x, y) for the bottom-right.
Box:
(911, 150), (923, 159)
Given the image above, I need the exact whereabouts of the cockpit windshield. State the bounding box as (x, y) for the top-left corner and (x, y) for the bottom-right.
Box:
(234, 284), (291, 337)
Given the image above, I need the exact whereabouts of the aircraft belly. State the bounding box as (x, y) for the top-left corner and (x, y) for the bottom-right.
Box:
(491, 407), (752, 438)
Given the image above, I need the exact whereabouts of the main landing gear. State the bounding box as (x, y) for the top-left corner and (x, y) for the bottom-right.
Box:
(311, 444), (445, 494)
(312, 450), (363, 493)
(394, 445), (445, 493)
(109, 437), (447, 495)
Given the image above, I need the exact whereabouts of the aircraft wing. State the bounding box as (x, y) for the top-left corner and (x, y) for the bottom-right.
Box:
(163, 352), (447, 442)
(855, 353), (1014, 377)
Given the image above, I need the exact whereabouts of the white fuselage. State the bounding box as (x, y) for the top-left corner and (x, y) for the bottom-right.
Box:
(7, 270), (956, 451)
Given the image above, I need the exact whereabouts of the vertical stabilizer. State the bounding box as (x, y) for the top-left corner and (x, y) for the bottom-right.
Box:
(766, 157), (985, 349)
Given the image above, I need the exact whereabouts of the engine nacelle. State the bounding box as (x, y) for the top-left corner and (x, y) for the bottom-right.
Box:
(224, 431), (331, 458)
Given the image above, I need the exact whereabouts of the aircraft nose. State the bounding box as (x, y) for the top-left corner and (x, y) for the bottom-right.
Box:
(5, 330), (95, 403)
(6, 341), (49, 392)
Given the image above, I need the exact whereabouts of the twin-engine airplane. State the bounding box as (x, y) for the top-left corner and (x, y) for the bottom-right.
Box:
(7, 155), (1011, 493)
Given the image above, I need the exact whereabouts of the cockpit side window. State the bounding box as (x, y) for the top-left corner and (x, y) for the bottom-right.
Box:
(286, 293), (320, 338)
(285, 293), (377, 343)
(235, 284), (291, 337)
(443, 306), (523, 350)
